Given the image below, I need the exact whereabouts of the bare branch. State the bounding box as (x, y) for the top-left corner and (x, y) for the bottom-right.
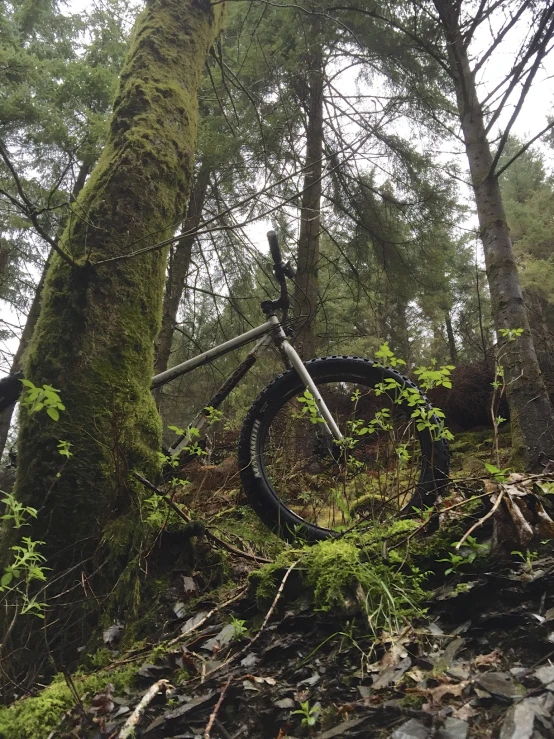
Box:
(494, 120), (554, 179)
(0, 139), (79, 269)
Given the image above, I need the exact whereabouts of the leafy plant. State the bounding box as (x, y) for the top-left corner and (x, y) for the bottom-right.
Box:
(499, 327), (523, 341)
(438, 536), (490, 575)
(511, 549), (538, 573)
(484, 462), (510, 483)
(292, 700), (321, 727)
(1, 492), (37, 529)
(20, 380), (65, 422)
(293, 390), (327, 424)
(203, 406), (223, 424)
(374, 342), (406, 368)
(229, 615), (248, 639)
(414, 361), (455, 391)
(57, 440), (73, 459)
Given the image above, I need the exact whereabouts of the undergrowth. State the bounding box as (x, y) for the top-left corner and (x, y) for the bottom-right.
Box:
(251, 520), (431, 634)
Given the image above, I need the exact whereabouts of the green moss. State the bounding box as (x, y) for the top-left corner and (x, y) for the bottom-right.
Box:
(0, 665), (136, 739)
(399, 694), (425, 710)
(252, 527), (428, 632)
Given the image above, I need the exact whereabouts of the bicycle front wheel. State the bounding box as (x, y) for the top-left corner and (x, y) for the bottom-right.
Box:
(238, 356), (449, 542)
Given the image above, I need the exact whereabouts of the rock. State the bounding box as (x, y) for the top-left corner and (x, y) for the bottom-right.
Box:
(447, 664), (471, 681)
(391, 718), (430, 739)
(500, 701), (536, 739)
(534, 666), (554, 689)
(274, 697), (295, 709)
(477, 672), (527, 699)
(499, 694), (554, 739)
(103, 622), (124, 647)
(438, 717), (469, 739)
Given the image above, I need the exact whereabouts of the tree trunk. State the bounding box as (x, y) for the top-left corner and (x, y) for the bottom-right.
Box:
(2, 0), (225, 686)
(0, 164), (92, 459)
(153, 163), (210, 398)
(293, 44), (324, 359)
(434, 0), (554, 467)
(445, 311), (458, 364)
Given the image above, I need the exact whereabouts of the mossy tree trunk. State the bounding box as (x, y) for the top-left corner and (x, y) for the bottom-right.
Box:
(2, 0), (225, 686)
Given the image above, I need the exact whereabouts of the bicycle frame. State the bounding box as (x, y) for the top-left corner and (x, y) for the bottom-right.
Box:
(151, 313), (342, 457)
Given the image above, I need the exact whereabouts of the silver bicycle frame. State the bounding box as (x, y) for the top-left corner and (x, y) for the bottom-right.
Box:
(152, 314), (342, 456)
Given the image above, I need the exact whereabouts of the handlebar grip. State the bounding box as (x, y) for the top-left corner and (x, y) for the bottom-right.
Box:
(266, 230), (282, 265)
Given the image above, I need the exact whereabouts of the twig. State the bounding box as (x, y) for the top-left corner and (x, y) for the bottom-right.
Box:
(203, 677), (232, 739)
(118, 679), (170, 739)
(167, 586), (248, 646)
(455, 488), (505, 549)
(203, 559), (300, 681)
(133, 472), (272, 564)
(0, 138), (79, 269)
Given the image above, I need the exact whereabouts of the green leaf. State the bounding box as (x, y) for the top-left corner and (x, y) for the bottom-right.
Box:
(46, 407), (59, 421)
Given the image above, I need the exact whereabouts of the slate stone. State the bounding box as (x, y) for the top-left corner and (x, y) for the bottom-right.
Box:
(437, 717), (469, 739)
(391, 718), (430, 739)
(477, 672), (527, 699)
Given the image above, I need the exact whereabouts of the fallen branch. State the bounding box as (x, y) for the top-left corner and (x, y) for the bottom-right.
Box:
(455, 488), (505, 549)
(118, 679), (170, 739)
(133, 472), (272, 563)
(203, 677), (232, 739)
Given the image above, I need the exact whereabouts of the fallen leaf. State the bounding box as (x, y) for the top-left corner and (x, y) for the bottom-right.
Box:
(411, 679), (467, 709)
(373, 656), (412, 690)
(88, 683), (115, 715)
(451, 703), (476, 721)
(474, 650), (503, 668)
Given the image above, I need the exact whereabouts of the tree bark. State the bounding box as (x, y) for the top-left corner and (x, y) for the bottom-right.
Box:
(445, 311), (458, 364)
(153, 163), (210, 396)
(293, 43), (324, 360)
(434, 0), (554, 467)
(2, 0), (225, 685)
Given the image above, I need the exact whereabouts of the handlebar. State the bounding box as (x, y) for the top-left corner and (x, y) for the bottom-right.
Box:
(262, 230), (295, 324)
(267, 230), (281, 265)
(266, 230), (295, 280)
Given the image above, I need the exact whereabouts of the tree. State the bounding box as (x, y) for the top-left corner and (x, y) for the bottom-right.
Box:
(1, 0), (225, 688)
(328, 0), (554, 467)
(0, 0), (136, 457)
(431, 0), (554, 467)
(499, 139), (554, 360)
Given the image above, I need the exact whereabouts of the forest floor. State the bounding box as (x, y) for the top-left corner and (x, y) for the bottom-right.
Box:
(2, 427), (554, 739)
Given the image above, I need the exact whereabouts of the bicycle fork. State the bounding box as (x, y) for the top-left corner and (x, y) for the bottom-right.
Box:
(268, 315), (343, 443)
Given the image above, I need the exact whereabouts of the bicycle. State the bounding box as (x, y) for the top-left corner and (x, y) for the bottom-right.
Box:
(0, 231), (449, 542)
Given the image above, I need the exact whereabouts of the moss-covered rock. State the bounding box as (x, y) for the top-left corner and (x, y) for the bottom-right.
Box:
(0, 664), (136, 739)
